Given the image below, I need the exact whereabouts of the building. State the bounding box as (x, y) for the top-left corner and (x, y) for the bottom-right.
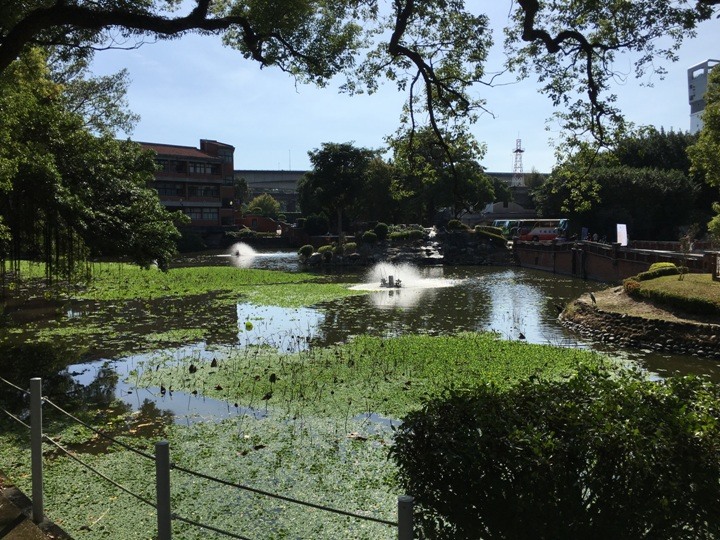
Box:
(140, 139), (237, 239)
(235, 169), (536, 220)
(235, 169), (306, 214)
(688, 59), (719, 134)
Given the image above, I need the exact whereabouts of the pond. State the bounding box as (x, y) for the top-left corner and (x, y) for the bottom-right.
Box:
(48, 244), (719, 425)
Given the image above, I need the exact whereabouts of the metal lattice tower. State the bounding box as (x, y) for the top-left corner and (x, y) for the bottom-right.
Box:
(511, 139), (524, 187)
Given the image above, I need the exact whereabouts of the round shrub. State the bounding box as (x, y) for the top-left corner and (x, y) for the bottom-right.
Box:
(447, 219), (466, 231)
(341, 242), (357, 254)
(317, 244), (333, 261)
(407, 229), (424, 241)
(298, 244), (314, 259)
(374, 222), (389, 241)
(362, 231), (378, 243)
(391, 364), (720, 539)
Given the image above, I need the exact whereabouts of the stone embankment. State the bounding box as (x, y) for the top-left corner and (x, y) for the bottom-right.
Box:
(301, 231), (514, 267)
(560, 290), (720, 359)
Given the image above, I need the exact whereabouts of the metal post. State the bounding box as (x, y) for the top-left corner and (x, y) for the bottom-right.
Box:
(30, 377), (44, 524)
(155, 441), (172, 540)
(397, 495), (414, 540)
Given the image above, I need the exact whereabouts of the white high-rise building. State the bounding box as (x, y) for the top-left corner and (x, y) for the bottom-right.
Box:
(688, 59), (719, 133)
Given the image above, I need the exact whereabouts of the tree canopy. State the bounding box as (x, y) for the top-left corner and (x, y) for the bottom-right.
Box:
(388, 126), (495, 221)
(534, 128), (703, 240)
(689, 64), (720, 238)
(2, 1), (717, 141)
(246, 193), (281, 217)
(298, 142), (376, 241)
(0, 49), (185, 276)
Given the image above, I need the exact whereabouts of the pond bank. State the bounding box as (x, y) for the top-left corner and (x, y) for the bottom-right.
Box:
(560, 287), (720, 359)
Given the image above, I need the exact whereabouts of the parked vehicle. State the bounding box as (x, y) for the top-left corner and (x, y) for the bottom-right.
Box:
(516, 219), (569, 242)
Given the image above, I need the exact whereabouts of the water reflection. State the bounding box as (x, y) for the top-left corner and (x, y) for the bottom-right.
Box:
(236, 303), (323, 352)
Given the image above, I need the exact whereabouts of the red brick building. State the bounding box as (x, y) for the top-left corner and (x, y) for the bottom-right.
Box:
(140, 139), (236, 238)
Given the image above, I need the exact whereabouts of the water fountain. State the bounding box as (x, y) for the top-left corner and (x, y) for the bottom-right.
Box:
(219, 242), (298, 270)
(350, 262), (458, 292)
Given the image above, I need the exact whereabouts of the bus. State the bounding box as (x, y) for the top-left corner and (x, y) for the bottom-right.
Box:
(516, 218), (568, 242)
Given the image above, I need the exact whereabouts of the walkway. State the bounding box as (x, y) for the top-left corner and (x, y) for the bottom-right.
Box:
(0, 474), (71, 540)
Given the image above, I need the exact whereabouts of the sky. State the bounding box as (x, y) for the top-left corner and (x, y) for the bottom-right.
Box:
(90, 5), (718, 174)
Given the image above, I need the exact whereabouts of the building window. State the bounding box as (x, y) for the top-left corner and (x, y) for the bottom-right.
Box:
(156, 183), (184, 196)
(189, 162), (214, 174)
(188, 185), (219, 198)
(202, 208), (219, 221)
(184, 208), (202, 221)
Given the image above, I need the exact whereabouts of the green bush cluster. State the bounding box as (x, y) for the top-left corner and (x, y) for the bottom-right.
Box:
(362, 230), (378, 243)
(475, 225), (504, 237)
(636, 263), (680, 281)
(391, 364), (720, 539)
(389, 229), (424, 242)
(340, 242), (357, 254)
(374, 222), (389, 241)
(297, 244), (314, 258)
(623, 265), (719, 315)
(474, 226), (507, 245)
(446, 219), (468, 231)
(226, 228), (257, 239)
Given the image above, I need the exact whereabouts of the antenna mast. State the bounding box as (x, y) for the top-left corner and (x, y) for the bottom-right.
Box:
(511, 139), (524, 187)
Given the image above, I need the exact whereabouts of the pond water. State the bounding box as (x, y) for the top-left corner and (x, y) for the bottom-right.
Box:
(11, 244), (720, 424)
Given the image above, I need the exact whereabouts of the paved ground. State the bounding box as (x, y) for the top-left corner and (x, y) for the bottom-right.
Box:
(0, 474), (71, 540)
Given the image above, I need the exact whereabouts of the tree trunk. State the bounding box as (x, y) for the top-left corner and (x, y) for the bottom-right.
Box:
(337, 206), (344, 248)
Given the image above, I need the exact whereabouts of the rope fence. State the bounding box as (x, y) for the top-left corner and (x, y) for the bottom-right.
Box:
(0, 376), (414, 539)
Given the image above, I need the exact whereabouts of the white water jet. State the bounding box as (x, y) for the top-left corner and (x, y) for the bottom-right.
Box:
(349, 262), (460, 292)
(228, 242), (258, 268)
(230, 242), (257, 258)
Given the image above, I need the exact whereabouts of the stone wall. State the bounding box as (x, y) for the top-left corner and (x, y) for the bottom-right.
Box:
(515, 241), (716, 283)
(561, 301), (720, 359)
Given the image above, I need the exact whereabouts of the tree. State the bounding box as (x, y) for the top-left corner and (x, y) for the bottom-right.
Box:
(689, 65), (720, 239)
(1, 1), (716, 144)
(536, 128), (704, 240)
(389, 126), (495, 221)
(0, 49), (185, 276)
(50, 55), (140, 135)
(246, 193), (280, 217)
(300, 142), (375, 244)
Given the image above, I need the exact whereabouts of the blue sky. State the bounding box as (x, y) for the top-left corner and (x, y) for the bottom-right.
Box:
(90, 6), (717, 173)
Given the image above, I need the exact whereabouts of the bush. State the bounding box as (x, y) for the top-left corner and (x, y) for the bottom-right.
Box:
(446, 219), (467, 231)
(391, 364), (720, 539)
(362, 231), (378, 244)
(228, 228), (257, 239)
(388, 229), (424, 242)
(475, 225), (505, 237)
(623, 277), (642, 297)
(649, 262), (677, 272)
(636, 264), (679, 281)
(474, 226), (508, 245)
(297, 244), (314, 259)
(339, 242), (357, 254)
(374, 222), (389, 241)
(317, 244), (333, 261)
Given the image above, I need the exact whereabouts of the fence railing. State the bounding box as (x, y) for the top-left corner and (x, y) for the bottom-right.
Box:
(0, 376), (414, 539)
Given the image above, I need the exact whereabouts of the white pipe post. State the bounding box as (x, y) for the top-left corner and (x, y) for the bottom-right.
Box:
(30, 377), (44, 524)
(397, 495), (414, 540)
(155, 441), (172, 540)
